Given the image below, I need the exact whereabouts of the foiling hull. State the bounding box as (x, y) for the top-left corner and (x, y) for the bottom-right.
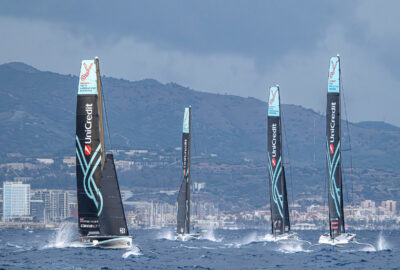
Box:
(318, 232), (356, 246)
(75, 235), (132, 249)
(264, 231), (299, 242)
(175, 233), (200, 241)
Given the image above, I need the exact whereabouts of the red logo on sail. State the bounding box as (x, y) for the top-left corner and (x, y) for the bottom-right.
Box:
(269, 89), (278, 105)
(81, 62), (93, 81)
(272, 158), (276, 167)
(331, 221), (339, 230)
(329, 144), (334, 155)
(329, 60), (338, 79)
(84, 145), (91, 156)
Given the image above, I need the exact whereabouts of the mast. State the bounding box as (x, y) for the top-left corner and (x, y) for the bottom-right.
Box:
(186, 106), (191, 233)
(267, 86), (290, 235)
(326, 55), (345, 239)
(177, 106), (191, 234)
(95, 57), (106, 169)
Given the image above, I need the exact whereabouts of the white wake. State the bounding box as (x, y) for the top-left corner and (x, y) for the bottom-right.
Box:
(376, 231), (391, 251)
(156, 229), (175, 240)
(42, 222), (82, 249)
(122, 244), (142, 258)
(201, 229), (223, 242)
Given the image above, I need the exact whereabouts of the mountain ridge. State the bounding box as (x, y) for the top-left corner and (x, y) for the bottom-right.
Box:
(1, 62), (399, 208)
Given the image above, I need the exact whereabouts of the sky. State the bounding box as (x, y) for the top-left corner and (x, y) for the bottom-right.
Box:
(1, 0), (400, 125)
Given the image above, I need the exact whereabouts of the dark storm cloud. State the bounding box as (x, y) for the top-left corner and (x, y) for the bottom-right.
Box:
(1, 1), (349, 59)
(1, 0), (400, 125)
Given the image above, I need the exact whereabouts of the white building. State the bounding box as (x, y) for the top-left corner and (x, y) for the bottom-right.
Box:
(2, 182), (30, 221)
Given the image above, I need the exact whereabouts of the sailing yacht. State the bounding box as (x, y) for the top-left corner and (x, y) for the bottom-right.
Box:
(74, 58), (132, 249)
(176, 106), (200, 241)
(319, 55), (356, 245)
(266, 85), (296, 241)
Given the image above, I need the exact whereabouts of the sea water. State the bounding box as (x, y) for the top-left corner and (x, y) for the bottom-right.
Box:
(0, 228), (397, 269)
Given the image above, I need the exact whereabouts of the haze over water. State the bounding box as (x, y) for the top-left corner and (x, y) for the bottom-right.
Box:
(0, 227), (397, 269)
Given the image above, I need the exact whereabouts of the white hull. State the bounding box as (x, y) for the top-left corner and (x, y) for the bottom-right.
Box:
(75, 235), (132, 249)
(175, 233), (200, 241)
(318, 232), (356, 246)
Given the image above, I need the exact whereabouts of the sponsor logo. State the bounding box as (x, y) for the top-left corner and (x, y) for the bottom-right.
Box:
(269, 88), (278, 105)
(330, 144), (334, 154)
(331, 221), (339, 230)
(272, 157), (276, 167)
(329, 102), (336, 144)
(84, 145), (91, 156)
(271, 123), (278, 158)
(84, 104), (93, 145)
(81, 62), (94, 81)
(183, 138), (188, 170)
(329, 60), (338, 79)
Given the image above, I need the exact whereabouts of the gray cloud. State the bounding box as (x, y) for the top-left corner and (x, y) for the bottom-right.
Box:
(0, 1), (400, 126)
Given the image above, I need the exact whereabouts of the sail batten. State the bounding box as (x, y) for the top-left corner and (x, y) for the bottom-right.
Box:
(267, 86), (290, 235)
(326, 56), (345, 238)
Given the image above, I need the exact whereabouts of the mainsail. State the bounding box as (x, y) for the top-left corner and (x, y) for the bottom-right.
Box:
(76, 58), (128, 237)
(177, 107), (191, 234)
(326, 56), (345, 238)
(267, 86), (290, 235)
(76, 59), (103, 235)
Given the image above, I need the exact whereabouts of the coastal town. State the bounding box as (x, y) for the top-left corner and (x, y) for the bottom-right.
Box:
(1, 181), (398, 230)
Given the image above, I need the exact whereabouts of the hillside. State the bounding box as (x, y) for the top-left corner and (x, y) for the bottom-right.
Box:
(0, 62), (399, 209)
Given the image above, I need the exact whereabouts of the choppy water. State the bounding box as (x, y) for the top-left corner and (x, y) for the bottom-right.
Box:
(0, 225), (398, 269)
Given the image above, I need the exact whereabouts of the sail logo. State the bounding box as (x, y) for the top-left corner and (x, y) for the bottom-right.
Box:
(81, 62), (93, 81)
(183, 108), (190, 133)
(329, 144), (334, 154)
(272, 157), (276, 167)
(331, 221), (339, 230)
(84, 145), (91, 156)
(269, 89), (278, 105)
(84, 104), (93, 145)
(271, 123), (277, 158)
(329, 102), (336, 144)
(183, 138), (188, 172)
(329, 60), (338, 79)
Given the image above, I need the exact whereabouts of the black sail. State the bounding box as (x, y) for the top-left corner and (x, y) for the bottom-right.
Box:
(326, 56), (345, 238)
(98, 154), (129, 236)
(177, 107), (191, 234)
(267, 86), (290, 235)
(76, 60), (103, 235)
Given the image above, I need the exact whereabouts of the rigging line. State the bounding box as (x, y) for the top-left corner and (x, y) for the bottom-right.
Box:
(323, 141), (328, 227)
(281, 104), (295, 223)
(100, 77), (114, 153)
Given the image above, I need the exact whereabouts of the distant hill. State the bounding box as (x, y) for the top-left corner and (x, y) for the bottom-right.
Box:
(1, 62), (399, 208)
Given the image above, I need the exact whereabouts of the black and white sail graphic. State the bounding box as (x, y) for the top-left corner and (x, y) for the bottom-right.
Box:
(267, 86), (290, 235)
(177, 107), (191, 234)
(98, 154), (129, 236)
(326, 56), (345, 238)
(76, 60), (103, 235)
